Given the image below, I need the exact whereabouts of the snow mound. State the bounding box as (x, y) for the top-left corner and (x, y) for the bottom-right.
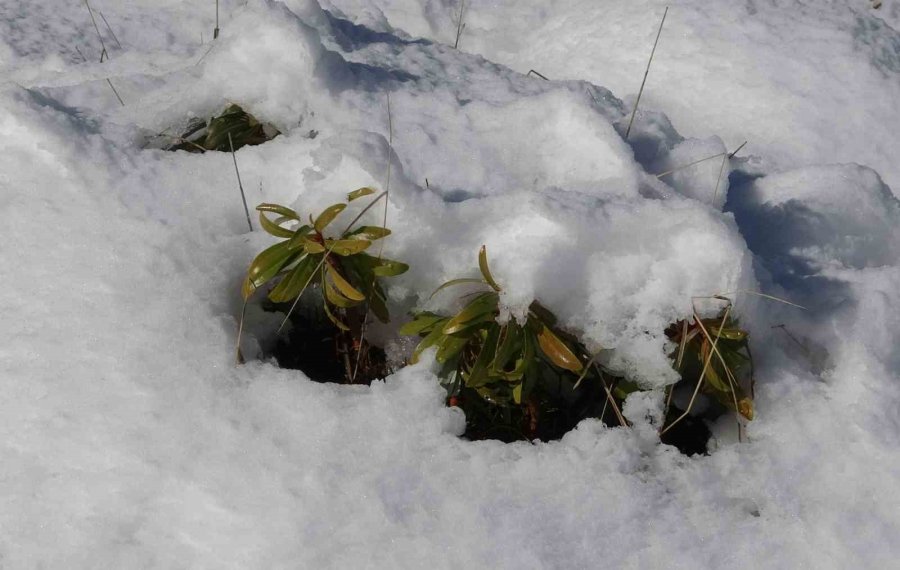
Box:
(2, 0), (900, 567)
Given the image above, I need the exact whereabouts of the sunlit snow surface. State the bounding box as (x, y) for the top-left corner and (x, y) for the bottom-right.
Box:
(1, 0), (899, 567)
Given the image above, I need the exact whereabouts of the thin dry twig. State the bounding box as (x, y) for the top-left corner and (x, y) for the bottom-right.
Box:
(228, 133), (253, 233)
(214, 0), (220, 39)
(98, 10), (122, 50)
(712, 141), (747, 205)
(728, 140), (748, 159)
(655, 151), (726, 179)
(659, 303), (730, 437)
(351, 93), (394, 382)
(106, 78), (125, 106)
(527, 69), (550, 80)
(453, 0), (467, 49)
(84, 0), (108, 62)
(715, 289), (806, 310)
(625, 6), (668, 139)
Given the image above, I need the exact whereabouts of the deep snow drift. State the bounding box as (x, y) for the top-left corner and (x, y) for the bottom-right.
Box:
(1, 0), (899, 568)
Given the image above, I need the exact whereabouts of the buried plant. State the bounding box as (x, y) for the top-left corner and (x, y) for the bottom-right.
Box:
(660, 299), (754, 449)
(164, 104), (279, 153)
(400, 247), (628, 441)
(239, 187), (408, 383)
(402, 247), (754, 451)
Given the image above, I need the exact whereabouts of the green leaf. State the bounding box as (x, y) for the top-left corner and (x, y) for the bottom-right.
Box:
(512, 383), (523, 404)
(287, 226), (314, 249)
(411, 324), (448, 364)
(347, 187), (377, 202)
(256, 203), (299, 220)
(314, 203), (346, 233)
(442, 292), (499, 335)
(368, 287), (390, 323)
(491, 323), (523, 373)
(708, 326), (748, 341)
(436, 334), (470, 364)
(326, 264), (365, 302)
(536, 325), (582, 372)
(324, 279), (357, 308)
(267, 255), (315, 303)
(258, 211), (297, 238)
(345, 226), (391, 240)
(399, 313), (446, 336)
(242, 241), (299, 300)
(372, 259), (409, 277)
(478, 245), (502, 292)
(428, 278), (488, 300)
(303, 238), (326, 254)
(323, 297), (350, 331)
(466, 326), (500, 388)
(325, 238), (371, 256)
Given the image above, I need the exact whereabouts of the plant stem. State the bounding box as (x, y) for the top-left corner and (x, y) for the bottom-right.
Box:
(228, 133), (253, 233)
(625, 6), (668, 139)
(84, 0), (108, 62)
(98, 10), (122, 50)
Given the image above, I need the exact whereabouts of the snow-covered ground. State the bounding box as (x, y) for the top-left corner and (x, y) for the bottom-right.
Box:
(1, 0), (899, 567)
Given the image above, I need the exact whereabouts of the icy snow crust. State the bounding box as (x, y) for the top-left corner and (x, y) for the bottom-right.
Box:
(1, 0), (899, 567)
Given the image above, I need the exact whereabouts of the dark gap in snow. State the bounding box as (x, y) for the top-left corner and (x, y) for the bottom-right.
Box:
(252, 297), (389, 386)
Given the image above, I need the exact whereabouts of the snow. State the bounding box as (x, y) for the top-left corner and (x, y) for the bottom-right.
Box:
(1, 0), (900, 568)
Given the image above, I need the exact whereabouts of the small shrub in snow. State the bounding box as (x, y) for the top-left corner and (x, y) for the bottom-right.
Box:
(662, 307), (754, 426)
(241, 188), (408, 382)
(401, 247), (628, 441)
(165, 104), (279, 153)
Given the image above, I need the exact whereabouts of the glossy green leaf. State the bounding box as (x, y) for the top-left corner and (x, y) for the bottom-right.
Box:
(267, 255), (315, 303)
(478, 245), (502, 292)
(242, 241), (299, 300)
(256, 203), (299, 220)
(442, 292), (499, 335)
(327, 265), (365, 302)
(323, 269), (358, 308)
(314, 203), (346, 233)
(428, 278), (488, 300)
(287, 226), (314, 249)
(345, 226), (391, 240)
(537, 325), (582, 372)
(399, 313), (446, 336)
(466, 326), (500, 388)
(368, 287), (390, 323)
(258, 211), (296, 238)
(491, 323), (523, 372)
(436, 334), (470, 364)
(347, 187), (377, 202)
(303, 238), (326, 254)
(411, 325), (448, 364)
(371, 259), (408, 277)
(323, 297), (350, 331)
(325, 238), (371, 256)
(707, 326), (748, 341)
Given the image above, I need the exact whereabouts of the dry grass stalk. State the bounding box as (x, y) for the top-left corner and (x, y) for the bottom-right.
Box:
(98, 10), (122, 50)
(227, 133), (253, 233)
(84, 0), (108, 62)
(658, 302), (731, 437)
(453, 0), (467, 49)
(625, 6), (668, 139)
(351, 93), (394, 382)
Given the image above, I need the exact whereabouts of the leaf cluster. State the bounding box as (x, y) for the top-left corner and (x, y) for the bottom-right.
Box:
(168, 104), (279, 153)
(242, 187), (408, 330)
(400, 247), (585, 406)
(666, 314), (753, 420)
